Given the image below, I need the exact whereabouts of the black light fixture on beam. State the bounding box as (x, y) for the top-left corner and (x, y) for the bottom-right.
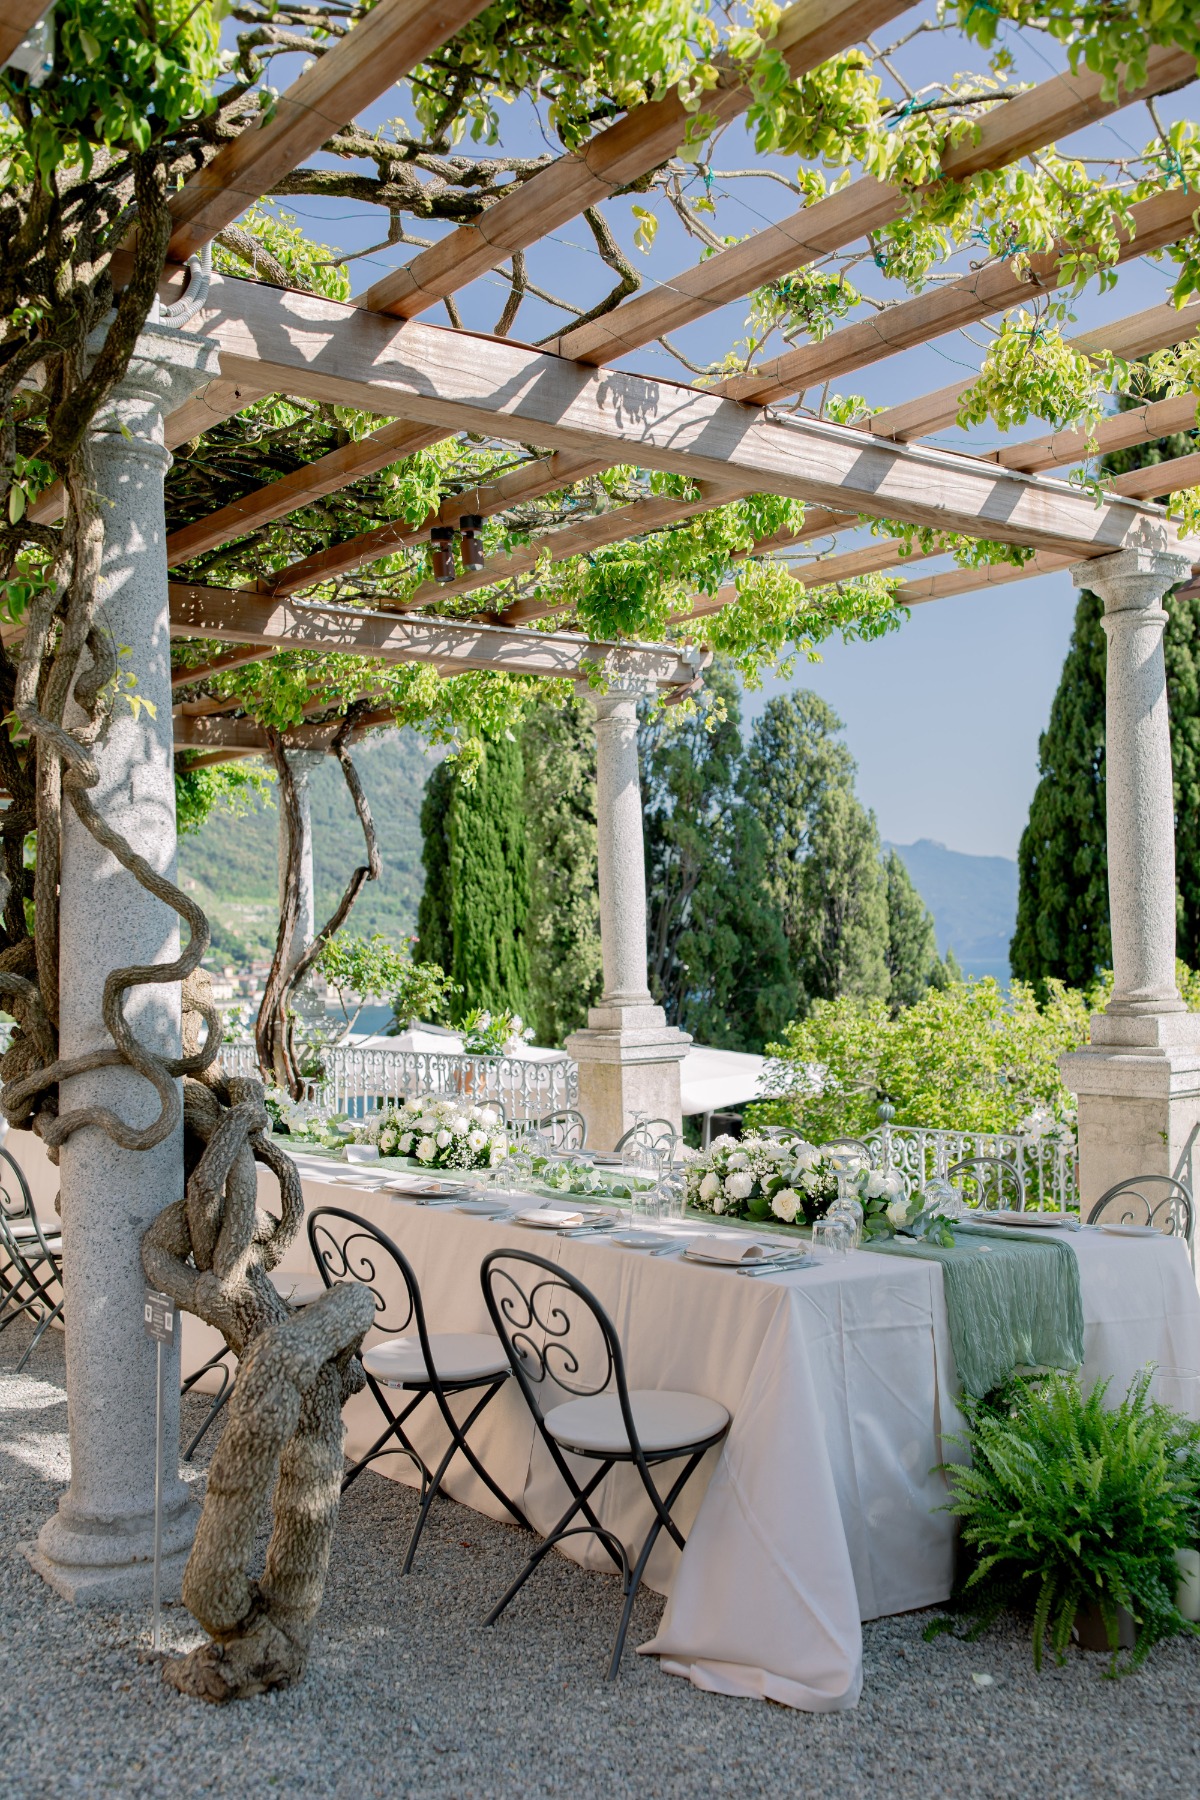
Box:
(459, 515), (485, 573)
(429, 525), (457, 583)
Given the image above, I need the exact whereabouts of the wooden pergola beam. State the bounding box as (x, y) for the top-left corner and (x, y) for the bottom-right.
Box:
(188, 275), (1178, 560)
(870, 300), (1200, 444)
(167, 580), (703, 688)
(722, 185), (1200, 406)
(165, 0), (493, 264)
(546, 47), (1196, 369)
(353, 0), (911, 319)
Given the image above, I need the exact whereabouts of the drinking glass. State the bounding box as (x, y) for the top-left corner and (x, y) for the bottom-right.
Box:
(828, 1197), (863, 1250)
(812, 1217), (850, 1258)
(656, 1172), (688, 1223)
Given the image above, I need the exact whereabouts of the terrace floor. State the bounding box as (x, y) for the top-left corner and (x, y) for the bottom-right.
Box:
(2, 1319), (1197, 1800)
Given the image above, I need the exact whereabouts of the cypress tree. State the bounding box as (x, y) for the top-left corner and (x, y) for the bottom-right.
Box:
(415, 758), (454, 972)
(1011, 400), (1200, 986)
(448, 734), (530, 1018)
(415, 738), (530, 1021)
(522, 694), (602, 1045)
(884, 848), (944, 1010)
(746, 691), (890, 1010)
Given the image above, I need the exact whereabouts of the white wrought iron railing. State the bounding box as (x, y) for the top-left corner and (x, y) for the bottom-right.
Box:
(220, 1040), (577, 1123)
(864, 1122), (1079, 1213)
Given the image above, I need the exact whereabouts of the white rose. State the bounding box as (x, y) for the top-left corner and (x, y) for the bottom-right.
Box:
(712, 1186), (726, 1215)
(886, 1196), (909, 1227)
(882, 1170), (905, 1198)
(699, 1172), (720, 1202)
(771, 1187), (800, 1224)
(479, 1107), (498, 1127)
(866, 1171), (887, 1199)
(452, 1116), (469, 1137)
(792, 1145), (817, 1172)
(436, 1129), (452, 1148)
(416, 1136), (436, 1162)
(710, 1134), (738, 1151)
(398, 1133), (413, 1155)
(725, 1171), (754, 1200)
(802, 1170), (821, 1193)
(417, 1113), (438, 1135)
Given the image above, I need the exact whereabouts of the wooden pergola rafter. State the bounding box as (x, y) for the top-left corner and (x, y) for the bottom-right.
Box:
(80, 2), (1195, 763)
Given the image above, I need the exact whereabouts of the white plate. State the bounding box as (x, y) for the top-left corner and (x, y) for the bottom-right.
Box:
(984, 1211), (1077, 1230)
(1099, 1221), (1161, 1238)
(610, 1231), (673, 1250)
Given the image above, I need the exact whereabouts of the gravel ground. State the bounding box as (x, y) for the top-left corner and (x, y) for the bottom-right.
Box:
(3, 1320), (1199, 1800)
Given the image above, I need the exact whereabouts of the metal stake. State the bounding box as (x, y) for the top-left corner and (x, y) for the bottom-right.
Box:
(152, 1333), (164, 1650)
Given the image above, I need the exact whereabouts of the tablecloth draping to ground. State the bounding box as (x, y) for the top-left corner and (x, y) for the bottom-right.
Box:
(164, 1150), (1200, 1712)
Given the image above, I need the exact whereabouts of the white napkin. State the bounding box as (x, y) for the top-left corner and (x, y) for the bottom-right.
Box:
(514, 1206), (586, 1228)
(684, 1236), (781, 1266)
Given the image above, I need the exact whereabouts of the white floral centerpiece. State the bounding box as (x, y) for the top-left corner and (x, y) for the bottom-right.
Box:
(685, 1134), (840, 1227)
(355, 1097), (508, 1170)
(264, 1087), (346, 1147)
(685, 1134), (958, 1244)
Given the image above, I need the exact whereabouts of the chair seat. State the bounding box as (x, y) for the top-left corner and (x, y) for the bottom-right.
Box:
(362, 1331), (509, 1388)
(546, 1388), (729, 1456)
(269, 1270), (326, 1307)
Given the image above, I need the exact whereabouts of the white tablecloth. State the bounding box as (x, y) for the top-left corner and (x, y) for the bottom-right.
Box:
(179, 1152), (1200, 1711)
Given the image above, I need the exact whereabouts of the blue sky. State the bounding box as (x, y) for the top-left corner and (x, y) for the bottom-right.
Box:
(243, 8), (1197, 858)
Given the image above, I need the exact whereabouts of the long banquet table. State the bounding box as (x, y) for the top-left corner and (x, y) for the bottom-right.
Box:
(8, 1130), (1199, 1710)
(172, 1150), (1200, 1712)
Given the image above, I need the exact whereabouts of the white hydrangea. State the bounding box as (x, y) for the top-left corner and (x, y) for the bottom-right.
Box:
(771, 1187), (800, 1224)
(710, 1133), (738, 1152)
(726, 1150), (750, 1171)
(725, 1171), (754, 1200)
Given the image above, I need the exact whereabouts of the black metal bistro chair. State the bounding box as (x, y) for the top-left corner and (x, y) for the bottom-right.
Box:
(308, 1206), (528, 1572)
(480, 1247), (730, 1679)
(0, 1145), (63, 1371)
(946, 1154), (1026, 1213)
(1087, 1174), (1195, 1255)
(181, 1269), (328, 1461)
(537, 1109), (588, 1153)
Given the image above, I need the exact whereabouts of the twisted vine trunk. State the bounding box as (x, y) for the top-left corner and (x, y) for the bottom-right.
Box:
(256, 708), (381, 1098)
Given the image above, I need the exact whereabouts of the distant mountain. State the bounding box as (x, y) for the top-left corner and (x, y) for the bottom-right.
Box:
(886, 838), (1018, 982)
(179, 730), (436, 966)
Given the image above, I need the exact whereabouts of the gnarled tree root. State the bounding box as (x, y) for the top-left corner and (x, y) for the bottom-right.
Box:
(162, 1286), (374, 1702)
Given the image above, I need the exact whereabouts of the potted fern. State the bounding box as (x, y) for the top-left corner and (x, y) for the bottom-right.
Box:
(937, 1370), (1200, 1671)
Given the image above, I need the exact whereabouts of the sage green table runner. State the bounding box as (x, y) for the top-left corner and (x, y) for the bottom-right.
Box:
(864, 1223), (1085, 1399)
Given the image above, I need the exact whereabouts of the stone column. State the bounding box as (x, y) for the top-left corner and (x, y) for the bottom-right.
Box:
(565, 674), (690, 1150)
(1059, 545), (1200, 1207)
(29, 324), (221, 1603)
(277, 748), (328, 1035)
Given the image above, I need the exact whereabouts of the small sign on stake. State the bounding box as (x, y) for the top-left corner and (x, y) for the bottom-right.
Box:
(143, 1288), (175, 1650)
(144, 1290), (175, 1345)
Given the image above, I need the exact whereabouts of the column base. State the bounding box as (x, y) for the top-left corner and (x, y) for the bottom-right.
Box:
(565, 1010), (691, 1152)
(27, 1485), (198, 1606)
(1061, 1015), (1200, 1209)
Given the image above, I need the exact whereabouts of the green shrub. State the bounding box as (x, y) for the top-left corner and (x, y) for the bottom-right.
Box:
(936, 1371), (1200, 1672)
